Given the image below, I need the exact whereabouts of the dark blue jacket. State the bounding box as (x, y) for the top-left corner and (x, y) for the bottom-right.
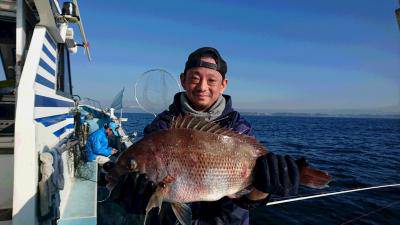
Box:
(143, 92), (255, 225)
(144, 92), (253, 137)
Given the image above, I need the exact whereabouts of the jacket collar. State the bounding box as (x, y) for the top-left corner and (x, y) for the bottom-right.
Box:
(169, 92), (235, 117)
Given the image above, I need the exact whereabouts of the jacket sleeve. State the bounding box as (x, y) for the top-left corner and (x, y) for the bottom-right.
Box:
(231, 112), (272, 210)
(92, 132), (112, 156)
(232, 112), (254, 137)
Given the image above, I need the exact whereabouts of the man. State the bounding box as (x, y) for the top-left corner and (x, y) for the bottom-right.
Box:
(110, 47), (300, 224)
(86, 122), (118, 164)
(106, 121), (122, 151)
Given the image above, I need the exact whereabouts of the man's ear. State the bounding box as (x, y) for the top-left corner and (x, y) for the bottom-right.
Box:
(180, 73), (187, 90)
(220, 78), (228, 93)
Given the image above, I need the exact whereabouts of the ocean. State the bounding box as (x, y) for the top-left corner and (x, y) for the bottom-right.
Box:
(109, 113), (400, 225)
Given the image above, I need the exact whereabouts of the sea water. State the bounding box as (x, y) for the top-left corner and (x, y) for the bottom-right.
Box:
(113, 113), (400, 225)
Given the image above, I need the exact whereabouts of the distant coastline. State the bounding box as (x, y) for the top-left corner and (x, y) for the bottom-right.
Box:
(122, 110), (400, 119)
(239, 111), (400, 119)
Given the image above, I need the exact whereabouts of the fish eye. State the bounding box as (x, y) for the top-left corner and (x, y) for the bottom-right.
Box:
(103, 161), (115, 172)
(127, 158), (138, 171)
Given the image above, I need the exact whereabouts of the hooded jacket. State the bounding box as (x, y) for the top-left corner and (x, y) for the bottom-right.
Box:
(86, 128), (112, 161)
(144, 92), (253, 137)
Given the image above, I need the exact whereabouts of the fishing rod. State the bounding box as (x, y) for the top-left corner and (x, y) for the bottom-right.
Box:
(266, 183), (400, 206)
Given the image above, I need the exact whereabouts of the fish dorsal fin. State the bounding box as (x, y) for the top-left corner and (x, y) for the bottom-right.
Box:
(171, 115), (225, 133)
(171, 115), (267, 154)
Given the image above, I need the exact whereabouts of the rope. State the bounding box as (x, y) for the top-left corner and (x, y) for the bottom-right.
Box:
(266, 183), (400, 206)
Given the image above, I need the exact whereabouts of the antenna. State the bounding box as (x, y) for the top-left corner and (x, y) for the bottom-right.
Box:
(72, 0), (91, 61)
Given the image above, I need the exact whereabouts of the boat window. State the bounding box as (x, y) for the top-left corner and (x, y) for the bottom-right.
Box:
(0, 20), (16, 95)
(56, 44), (72, 98)
(0, 54), (5, 81)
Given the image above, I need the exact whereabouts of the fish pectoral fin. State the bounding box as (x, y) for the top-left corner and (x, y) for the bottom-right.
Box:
(146, 185), (166, 214)
(144, 184), (169, 225)
(171, 202), (192, 225)
(145, 176), (175, 215)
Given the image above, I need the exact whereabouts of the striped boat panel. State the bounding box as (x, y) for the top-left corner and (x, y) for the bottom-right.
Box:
(42, 44), (56, 63)
(35, 95), (74, 108)
(35, 113), (73, 127)
(35, 74), (55, 89)
(38, 58), (55, 77)
(45, 32), (56, 51)
(33, 31), (75, 138)
(53, 123), (74, 137)
(35, 107), (73, 118)
(34, 31), (56, 92)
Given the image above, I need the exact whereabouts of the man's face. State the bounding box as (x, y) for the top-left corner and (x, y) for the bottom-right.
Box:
(180, 56), (228, 111)
(106, 128), (113, 136)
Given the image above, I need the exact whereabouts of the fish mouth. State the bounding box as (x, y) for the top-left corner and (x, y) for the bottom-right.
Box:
(103, 158), (139, 191)
(103, 161), (119, 191)
(104, 168), (127, 192)
(106, 183), (116, 193)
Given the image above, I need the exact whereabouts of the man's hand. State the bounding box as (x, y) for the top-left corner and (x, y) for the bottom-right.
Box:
(252, 153), (300, 197)
(111, 148), (118, 155)
(108, 170), (156, 214)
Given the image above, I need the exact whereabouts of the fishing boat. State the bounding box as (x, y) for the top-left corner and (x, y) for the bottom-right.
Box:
(1, 1), (399, 225)
(0, 1), (133, 225)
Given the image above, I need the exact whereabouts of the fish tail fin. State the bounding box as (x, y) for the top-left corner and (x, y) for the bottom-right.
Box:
(300, 166), (332, 189)
(171, 203), (192, 225)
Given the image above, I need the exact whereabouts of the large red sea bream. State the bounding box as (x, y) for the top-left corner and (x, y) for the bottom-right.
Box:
(106, 116), (331, 225)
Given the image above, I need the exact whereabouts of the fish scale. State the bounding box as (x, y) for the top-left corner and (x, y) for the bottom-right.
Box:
(159, 142), (259, 202)
(109, 119), (266, 203)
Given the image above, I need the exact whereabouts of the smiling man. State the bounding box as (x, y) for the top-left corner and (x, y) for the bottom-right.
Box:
(179, 48), (228, 115)
(111, 47), (300, 225)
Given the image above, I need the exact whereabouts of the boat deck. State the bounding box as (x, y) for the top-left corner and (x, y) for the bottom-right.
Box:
(58, 162), (98, 225)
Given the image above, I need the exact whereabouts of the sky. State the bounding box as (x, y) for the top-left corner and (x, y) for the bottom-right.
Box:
(69, 0), (400, 113)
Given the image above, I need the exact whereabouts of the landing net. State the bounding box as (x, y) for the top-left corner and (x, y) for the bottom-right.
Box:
(134, 69), (181, 117)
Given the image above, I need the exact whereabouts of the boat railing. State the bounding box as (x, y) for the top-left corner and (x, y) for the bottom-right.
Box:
(80, 97), (102, 110)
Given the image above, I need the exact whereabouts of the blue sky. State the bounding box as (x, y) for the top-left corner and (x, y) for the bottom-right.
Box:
(70, 0), (400, 113)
